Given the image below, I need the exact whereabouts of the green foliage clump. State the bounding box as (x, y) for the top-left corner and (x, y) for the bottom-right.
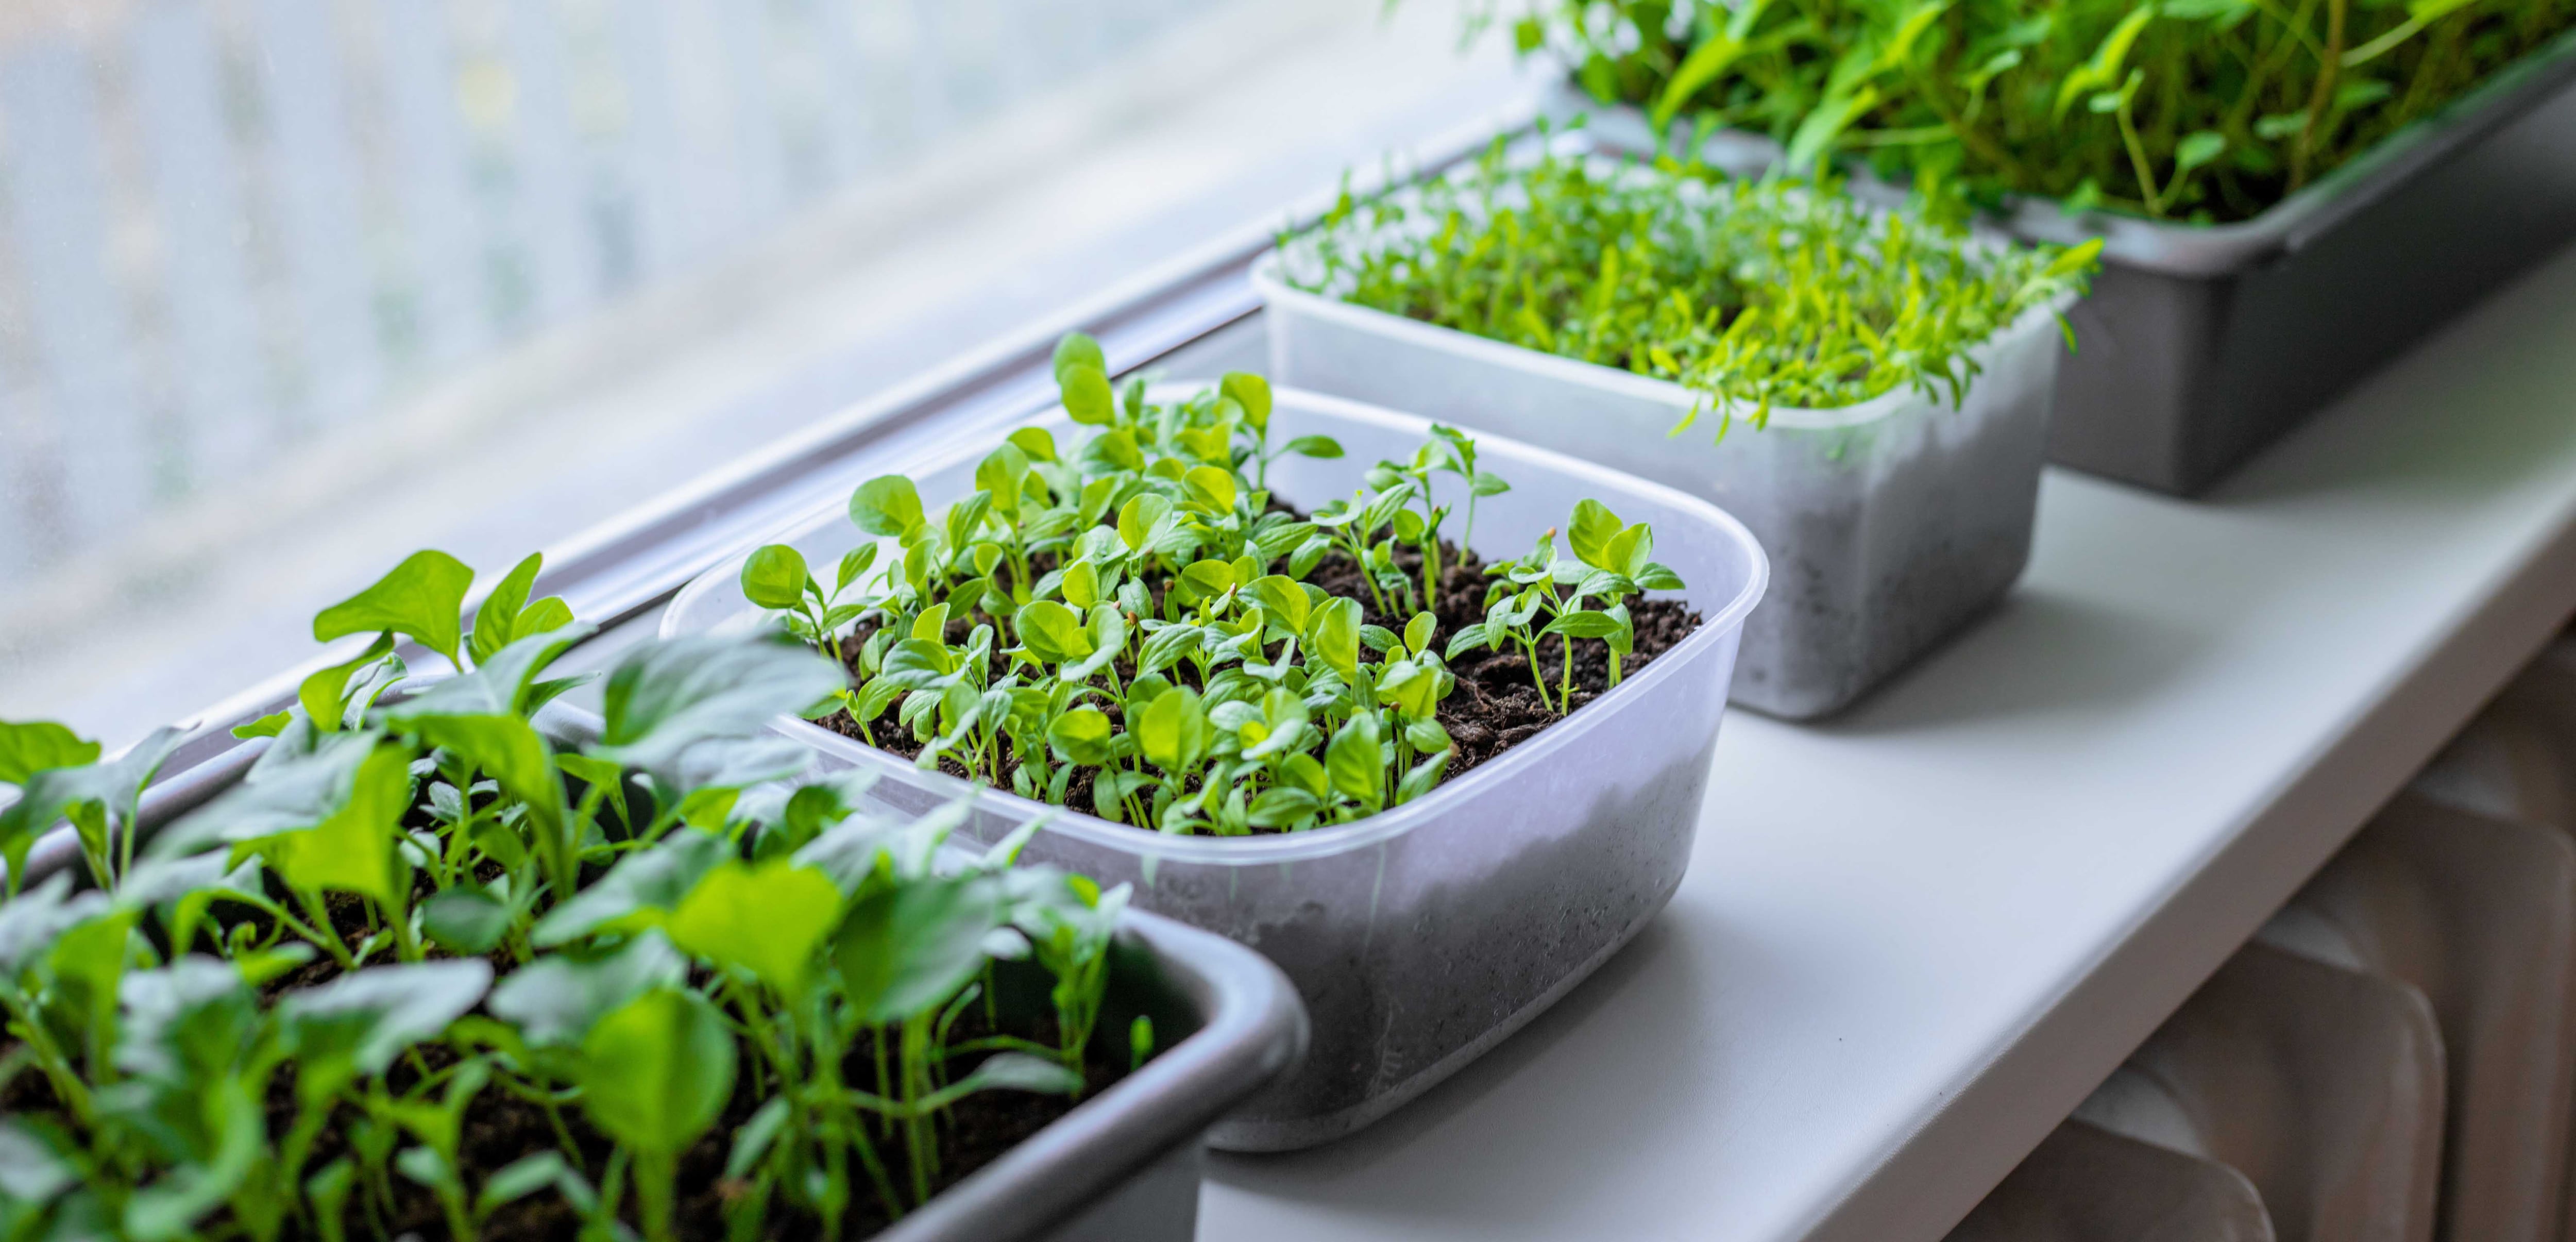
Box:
(1471, 0), (2576, 222)
(739, 338), (1688, 835)
(0, 551), (1143, 1242)
(1281, 143), (2096, 428)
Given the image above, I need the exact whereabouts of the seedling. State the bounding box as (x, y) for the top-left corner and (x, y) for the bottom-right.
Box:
(1467, 0), (2576, 222)
(0, 557), (1155, 1242)
(737, 342), (1691, 835)
(1282, 142), (2097, 434)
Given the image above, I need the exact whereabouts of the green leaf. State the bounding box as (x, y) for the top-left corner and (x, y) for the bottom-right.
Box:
(1117, 494), (1172, 552)
(1183, 464), (1239, 513)
(1310, 597), (1362, 680)
(740, 545), (810, 612)
(975, 444), (1031, 513)
(1061, 364), (1115, 426)
(666, 859), (843, 995)
(280, 960), (493, 1080)
(230, 712), (292, 741)
(0, 721), (97, 786)
(1250, 575), (1311, 636)
(1047, 708), (1116, 766)
(577, 988), (736, 1156)
(488, 930), (688, 1047)
(1137, 687), (1210, 776)
(469, 552), (552, 665)
(2175, 129), (2227, 173)
(1181, 559), (1238, 598)
(1544, 610), (1626, 639)
(1783, 85), (1879, 173)
(299, 633), (398, 732)
(261, 744), (413, 910)
(1061, 560), (1101, 610)
(848, 475), (925, 538)
(534, 829), (734, 946)
(1220, 372), (1272, 430)
(1015, 600), (1094, 665)
(595, 634), (848, 774)
(1403, 612), (1435, 657)
(1326, 714), (1383, 810)
(836, 875), (1003, 1023)
(421, 888), (512, 955)
(1007, 426), (1059, 463)
(1247, 786), (1321, 827)
(0, 877), (107, 979)
(314, 550), (474, 672)
(1052, 332), (1106, 384)
(1283, 434), (1343, 460)
(0, 1118), (75, 1203)
(954, 1051), (1082, 1097)
(1567, 499), (1626, 572)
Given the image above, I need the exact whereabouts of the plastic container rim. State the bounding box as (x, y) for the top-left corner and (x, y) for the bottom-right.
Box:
(659, 383), (1771, 867)
(1248, 254), (2077, 431)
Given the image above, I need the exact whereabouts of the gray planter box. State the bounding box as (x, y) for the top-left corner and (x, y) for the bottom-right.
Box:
(1563, 29), (2576, 495)
(19, 705), (1310, 1242)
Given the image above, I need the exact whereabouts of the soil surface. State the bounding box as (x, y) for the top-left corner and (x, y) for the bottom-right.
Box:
(816, 527), (1702, 830)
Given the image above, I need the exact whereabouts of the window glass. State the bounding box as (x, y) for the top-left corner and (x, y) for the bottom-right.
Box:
(0, 0), (1518, 746)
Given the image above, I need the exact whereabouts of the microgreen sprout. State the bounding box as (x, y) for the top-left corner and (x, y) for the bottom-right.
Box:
(736, 339), (1692, 835)
(1281, 142), (2097, 434)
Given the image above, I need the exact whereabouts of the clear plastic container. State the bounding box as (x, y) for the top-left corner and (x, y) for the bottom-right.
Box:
(662, 387), (1769, 1150)
(1250, 257), (2068, 720)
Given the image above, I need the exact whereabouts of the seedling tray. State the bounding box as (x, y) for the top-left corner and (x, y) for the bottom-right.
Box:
(15, 704), (1310, 1242)
(2262, 794), (2576, 1242)
(1250, 256), (2064, 720)
(662, 387), (1769, 1150)
(1566, 26), (2576, 496)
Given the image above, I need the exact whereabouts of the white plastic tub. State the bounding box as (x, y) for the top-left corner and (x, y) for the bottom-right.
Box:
(660, 386), (1769, 1150)
(1251, 257), (2067, 719)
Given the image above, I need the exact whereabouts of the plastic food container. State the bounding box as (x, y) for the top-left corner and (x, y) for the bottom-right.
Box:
(1560, 27), (2576, 495)
(1250, 256), (2063, 720)
(662, 387), (1769, 1150)
(2260, 793), (2576, 1242)
(2074, 943), (2445, 1242)
(33, 704), (1310, 1242)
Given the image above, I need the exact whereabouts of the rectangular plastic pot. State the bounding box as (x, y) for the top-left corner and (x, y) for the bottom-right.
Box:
(19, 705), (1310, 1242)
(1561, 27), (2576, 496)
(661, 387), (1769, 1150)
(1250, 257), (2064, 720)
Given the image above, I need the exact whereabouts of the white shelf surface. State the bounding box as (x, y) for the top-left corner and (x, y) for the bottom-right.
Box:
(1199, 242), (2576, 1241)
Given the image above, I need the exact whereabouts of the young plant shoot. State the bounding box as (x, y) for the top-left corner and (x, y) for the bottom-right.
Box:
(1469, 0), (2576, 222)
(734, 343), (1696, 835)
(1280, 142), (2097, 434)
(0, 550), (1157, 1242)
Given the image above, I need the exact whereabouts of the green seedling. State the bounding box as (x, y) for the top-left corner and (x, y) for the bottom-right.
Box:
(1464, 0), (2574, 222)
(738, 341), (1691, 834)
(1, 617), (1144, 1242)
(1283, 143), (2097, 433)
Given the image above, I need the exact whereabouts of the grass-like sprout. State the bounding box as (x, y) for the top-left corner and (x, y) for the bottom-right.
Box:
(1279, 142), (2096, 434)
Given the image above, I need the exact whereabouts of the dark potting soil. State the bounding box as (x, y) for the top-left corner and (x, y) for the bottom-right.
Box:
(1, 1004), (1122, 1242)
(814, 530), (1702, 829)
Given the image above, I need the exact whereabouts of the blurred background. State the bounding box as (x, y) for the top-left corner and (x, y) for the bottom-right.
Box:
(0, 0), (1522, 748)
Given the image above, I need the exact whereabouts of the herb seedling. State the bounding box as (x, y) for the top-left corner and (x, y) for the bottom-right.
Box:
(1282, 142), (2097, 433)
(1466, 0), (2576, 222)
(737, 340), (1692, 835)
